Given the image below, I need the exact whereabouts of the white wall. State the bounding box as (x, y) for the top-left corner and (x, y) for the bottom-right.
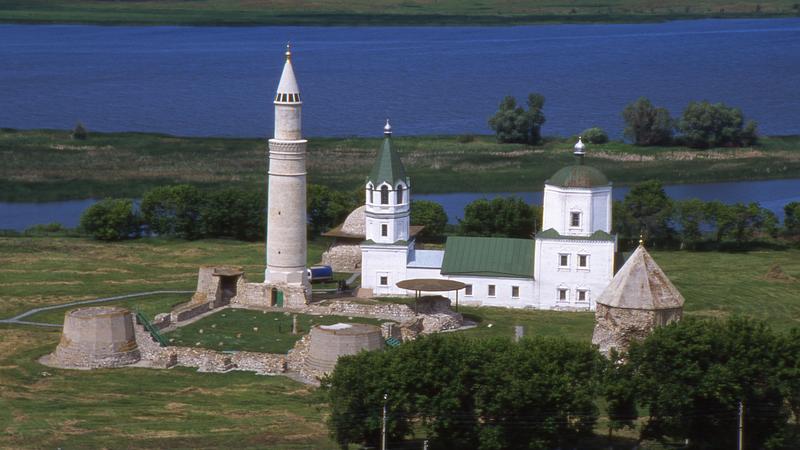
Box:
(365, 181), (410, 243)
(361, 243), (411, 296)
(439, 275), (536, 308)
(542, 185), (612, 236)
(534, 238), (615, 311)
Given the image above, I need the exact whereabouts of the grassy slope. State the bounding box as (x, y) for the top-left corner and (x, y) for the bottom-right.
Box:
(2, 129), (800, 202)
(0, 0), (798, 25)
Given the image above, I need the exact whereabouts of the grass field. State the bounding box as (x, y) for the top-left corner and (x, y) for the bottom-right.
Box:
(2, 129), (800, 202)
(1, 237), (798, 447)
(0, 0), (798, 26)
(166, 310), (389, 353)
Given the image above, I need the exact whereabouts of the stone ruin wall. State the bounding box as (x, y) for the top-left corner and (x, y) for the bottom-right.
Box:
(591, 304), (683, 354)
(320, 242), (361, 273)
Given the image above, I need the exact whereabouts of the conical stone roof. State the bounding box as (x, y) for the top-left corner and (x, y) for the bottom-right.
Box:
(595, 245), (685, 310)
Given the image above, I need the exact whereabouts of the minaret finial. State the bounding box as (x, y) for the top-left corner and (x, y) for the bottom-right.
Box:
(574, 136), (586, 164)
(285, 42), (291, 61)
(384, 118), (392, 136)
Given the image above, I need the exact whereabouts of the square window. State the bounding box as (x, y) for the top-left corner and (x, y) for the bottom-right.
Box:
(488, 285), (496, 297)
(380, 276), (388, 286)
(465, 285), (473, 296)
(381, 224), (388, 237)
(558, 288), (568, 301)
(577, 290), (588, 301)
(578, 254), (588, 268)
(559, 254), (569, 267)
(511, 286), (520, 298)
(571, 212), (581, 227)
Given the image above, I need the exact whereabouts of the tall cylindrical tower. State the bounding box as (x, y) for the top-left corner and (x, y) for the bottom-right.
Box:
(266, 44), (309, 293)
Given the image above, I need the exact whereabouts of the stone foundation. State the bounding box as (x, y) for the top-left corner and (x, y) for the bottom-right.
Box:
(305, 323), (384, 374)
(45, 306), (141, 369)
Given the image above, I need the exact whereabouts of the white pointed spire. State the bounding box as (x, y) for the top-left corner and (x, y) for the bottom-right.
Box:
(275, 42), (301, 104)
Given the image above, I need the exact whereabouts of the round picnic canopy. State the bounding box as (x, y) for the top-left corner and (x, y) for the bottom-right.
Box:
(396, 279), (466, 292)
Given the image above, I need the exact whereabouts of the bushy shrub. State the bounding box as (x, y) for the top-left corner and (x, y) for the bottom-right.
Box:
(677, 101), (758, 148)
(72, 122), (88, 140)
(580, 127), (608, 144)
(622, 97), (673, 146)
(411, 200), (448, 242)
(488, 93), (546, 145)
(140, 185), (203, 239)
(80, 199), (139, 241)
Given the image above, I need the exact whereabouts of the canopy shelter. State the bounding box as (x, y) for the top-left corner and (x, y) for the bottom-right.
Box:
(395, 278), (467, 312)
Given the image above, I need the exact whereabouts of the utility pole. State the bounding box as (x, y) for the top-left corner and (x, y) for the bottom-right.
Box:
(738, 400), (744, 450)
(382, 393), (388, 450)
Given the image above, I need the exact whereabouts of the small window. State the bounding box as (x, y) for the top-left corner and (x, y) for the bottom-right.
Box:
(465, 285), (473, 296)
(578, 254), (588, 268)
(559, 254), (569, 267)
(577, 290), (588, 302)
(380, 186), (389, 205)
(558, 288), (568, 301)
(396, 185), (404, 204)
(488, 285), (496, 297)
(511, 286), (520, 298)
(571, 212), (581, 227)
(380, 276), (388, 286)
(381, 224), (388, 237)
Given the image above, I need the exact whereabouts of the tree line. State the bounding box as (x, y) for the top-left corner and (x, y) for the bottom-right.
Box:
(489, 93), (759, 149)
(77, 184), (451, 243)
(323, 317), (800, 449)
(454, 181), (800, 250)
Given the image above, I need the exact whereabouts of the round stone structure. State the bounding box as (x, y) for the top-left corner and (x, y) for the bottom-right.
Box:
(49, 306), (140, 369)
(305, 323), (384, 373)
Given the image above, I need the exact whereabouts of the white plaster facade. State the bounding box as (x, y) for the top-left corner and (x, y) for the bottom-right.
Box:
(360, 137), (617, 310)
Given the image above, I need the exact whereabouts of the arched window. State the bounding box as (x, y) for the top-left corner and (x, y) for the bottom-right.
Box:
(396, 185), (404, 204)
(380, 185), (389, 205)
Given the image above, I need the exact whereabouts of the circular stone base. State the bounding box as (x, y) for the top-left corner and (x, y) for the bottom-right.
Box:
(48, 306), (141, 369)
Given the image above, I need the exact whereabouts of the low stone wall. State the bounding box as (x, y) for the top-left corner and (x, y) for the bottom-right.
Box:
(171, 301), (211, 323)
(305, 300), (416, 322)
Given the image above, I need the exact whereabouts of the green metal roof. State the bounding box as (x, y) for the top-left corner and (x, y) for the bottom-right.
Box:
(547, 165), (609, 188)
(441, 236), (534, 279)
(367, 136), (408, 187)
(536, 228), (615, 241)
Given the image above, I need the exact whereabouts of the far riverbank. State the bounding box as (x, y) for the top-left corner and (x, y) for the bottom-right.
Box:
(2, 129), (800, 202)
(0, 1), (798, 26)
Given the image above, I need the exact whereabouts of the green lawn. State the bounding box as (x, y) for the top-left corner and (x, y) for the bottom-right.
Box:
(3, 129), (800, 201)
(0, 236), (331, 319)
(0, 325), (336, 449)
(0, 0), (797, 26)
(166, 309), (389, 353)
(22, 293), (191, 324)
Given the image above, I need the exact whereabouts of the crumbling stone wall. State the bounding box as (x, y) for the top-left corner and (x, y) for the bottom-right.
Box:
(321, 242), (361, 272)
(591, 304), (683, 354)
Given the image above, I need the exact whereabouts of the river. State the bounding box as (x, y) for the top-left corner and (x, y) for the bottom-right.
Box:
(2, 19), (799, 138)
(2, 178), (799, 231)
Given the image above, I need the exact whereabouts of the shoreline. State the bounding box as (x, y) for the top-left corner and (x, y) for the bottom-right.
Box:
(2, 128), (800, 202)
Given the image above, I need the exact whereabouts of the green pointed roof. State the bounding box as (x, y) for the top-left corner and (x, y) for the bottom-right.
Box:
(367, 136), (408, 187)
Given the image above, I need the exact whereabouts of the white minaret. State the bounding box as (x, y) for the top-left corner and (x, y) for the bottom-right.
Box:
(265, 44), (310, 304)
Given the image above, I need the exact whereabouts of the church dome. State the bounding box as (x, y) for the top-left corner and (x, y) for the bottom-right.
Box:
(340, 205), (366, 236)
(547, 165), (609, 188)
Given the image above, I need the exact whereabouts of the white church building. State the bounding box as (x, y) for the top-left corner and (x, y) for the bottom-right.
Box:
(360, 126), (617, 311)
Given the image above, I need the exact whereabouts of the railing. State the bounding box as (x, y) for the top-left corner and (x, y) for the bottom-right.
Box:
(136, 311), (168, 347)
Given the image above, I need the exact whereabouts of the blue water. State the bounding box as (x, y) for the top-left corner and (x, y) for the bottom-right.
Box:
(3, 179), (799, 231)
(2, 19), (800, 138)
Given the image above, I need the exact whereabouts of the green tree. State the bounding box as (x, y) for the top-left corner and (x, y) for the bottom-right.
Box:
(460, 196), (534, 238)
(411, 200), (448, 242)
(488, 93), (546, 145)
(602, 349), (638, 439)
(677, 101), (758, 148)
(71, 122), (88, 140)
(629, 317), (791, 449)
(580, 127), (609, 144)
(784, 201), (800, 236)
(674, 199), (707, 249)
(306, 184), (358, 236)
(201, 189), (264, 241)
(140, 185), (204, 239)
(616, 180), (673, 245)
(79, 198), (139, 241)
(475, 337), (602, 449)
(622, 97), (673, 146)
